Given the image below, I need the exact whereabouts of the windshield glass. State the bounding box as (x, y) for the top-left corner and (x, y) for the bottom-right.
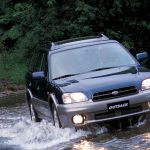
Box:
(50, 42), (136, 79)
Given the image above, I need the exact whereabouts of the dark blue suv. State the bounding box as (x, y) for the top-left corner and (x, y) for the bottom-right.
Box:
(25, 34), (150, 128)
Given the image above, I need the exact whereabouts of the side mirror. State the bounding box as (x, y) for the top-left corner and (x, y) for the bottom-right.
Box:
(136, 52), (148, 63)
(32, 71), (45, 80)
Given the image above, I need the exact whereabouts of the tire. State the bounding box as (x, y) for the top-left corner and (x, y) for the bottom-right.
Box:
(132, 114), (147, 125)
(120, 114), (147, 129)
(52, 104), (61, 128)
(29, 102), (41, 122)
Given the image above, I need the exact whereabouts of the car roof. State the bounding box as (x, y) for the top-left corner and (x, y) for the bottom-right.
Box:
(51, 34), (110, 51)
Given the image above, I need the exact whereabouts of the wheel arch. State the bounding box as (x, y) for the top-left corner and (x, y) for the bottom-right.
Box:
(48, 93), (62, 128)
(26, 88), (33, 105)
(48, 93), (58, 110)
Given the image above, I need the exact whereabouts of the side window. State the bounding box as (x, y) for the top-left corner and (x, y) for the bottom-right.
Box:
(29, 51), (48, 74)
(29, 53), (43, 71)
(40, 54), (48, 76)
(29, 53), (39, 71)
(32, 53), (42, 71)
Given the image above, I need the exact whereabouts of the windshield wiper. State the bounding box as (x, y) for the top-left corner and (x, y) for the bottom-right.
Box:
(88, 67), (116, 72)
(53, 74), (78, 80)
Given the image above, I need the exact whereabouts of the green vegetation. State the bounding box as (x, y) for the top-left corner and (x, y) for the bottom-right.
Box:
(0, 0), (150, 88)
(0, 52), (26, 84)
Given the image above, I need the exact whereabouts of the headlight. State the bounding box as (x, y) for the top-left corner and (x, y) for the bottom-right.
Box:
(142, 79), (150, 90)
(62, 92), (88, 104)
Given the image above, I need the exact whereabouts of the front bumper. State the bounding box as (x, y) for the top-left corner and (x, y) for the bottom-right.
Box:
(57, 90), (150, 128)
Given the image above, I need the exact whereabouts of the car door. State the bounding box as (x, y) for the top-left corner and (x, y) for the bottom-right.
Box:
(27, 52), (45, 98)
(35, 53), (51, 119)
(26, 52), (47, 116)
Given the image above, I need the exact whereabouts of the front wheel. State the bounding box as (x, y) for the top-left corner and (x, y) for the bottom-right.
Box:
(132, 114), (147, 125)
(120, 114), (147, 129)
(52, 104), (61, 128)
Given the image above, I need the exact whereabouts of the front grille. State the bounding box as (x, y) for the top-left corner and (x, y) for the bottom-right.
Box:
(93, 86), (138, 101)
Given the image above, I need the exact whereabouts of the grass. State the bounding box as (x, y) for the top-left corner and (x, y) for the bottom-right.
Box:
(0, 52), (27, 91)
(0, 63), (27, 84)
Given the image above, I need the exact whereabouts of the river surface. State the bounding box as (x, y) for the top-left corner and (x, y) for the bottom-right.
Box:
(1, 97), (150, 150)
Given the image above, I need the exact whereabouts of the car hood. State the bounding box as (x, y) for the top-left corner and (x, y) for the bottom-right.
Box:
(54, 66), (150, 97)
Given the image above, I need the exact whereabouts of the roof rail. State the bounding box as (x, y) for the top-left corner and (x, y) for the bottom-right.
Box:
(51, 42), (55, 49)
(98, 33), (109, 40)
(51, 33), (109, 49)
(54, 36), (97, 45)
(51, 42), (55, 46)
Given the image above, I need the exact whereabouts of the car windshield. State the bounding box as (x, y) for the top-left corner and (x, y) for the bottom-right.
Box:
(50, 42), (136, 80)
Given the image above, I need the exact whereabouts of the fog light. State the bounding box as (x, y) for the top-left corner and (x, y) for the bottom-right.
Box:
(72, 114), (84, 124)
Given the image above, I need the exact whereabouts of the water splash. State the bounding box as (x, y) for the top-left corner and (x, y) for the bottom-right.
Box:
(0, 104), (108, 150)
(0, 118), (89, 149)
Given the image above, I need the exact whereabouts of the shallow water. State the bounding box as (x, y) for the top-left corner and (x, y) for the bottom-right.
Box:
(1, 102), (150, 150)
(0, 104), (89, 150)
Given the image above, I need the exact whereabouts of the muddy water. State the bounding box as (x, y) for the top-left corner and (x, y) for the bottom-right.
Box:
(1, 95), (150, 150)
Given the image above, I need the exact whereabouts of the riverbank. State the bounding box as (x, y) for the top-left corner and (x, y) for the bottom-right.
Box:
(0, 79), (24, 92)
(0, 79), (25, 106)
(0, 90), (25, 106)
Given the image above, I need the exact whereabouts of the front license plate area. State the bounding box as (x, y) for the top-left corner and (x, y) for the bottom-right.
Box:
(108, 100), (129, 111)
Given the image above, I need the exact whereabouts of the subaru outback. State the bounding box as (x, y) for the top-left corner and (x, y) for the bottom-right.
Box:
(25, 34), (150, 128)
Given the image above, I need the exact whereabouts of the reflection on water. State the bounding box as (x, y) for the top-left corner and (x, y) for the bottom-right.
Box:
(73, 140), (95, 150)
(73, 140), (106, 150)
(71, 121), (150, 150)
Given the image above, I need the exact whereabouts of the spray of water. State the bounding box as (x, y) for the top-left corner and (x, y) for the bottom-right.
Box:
(0, 117), (90, 149)
(0, 104), (108, 150)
